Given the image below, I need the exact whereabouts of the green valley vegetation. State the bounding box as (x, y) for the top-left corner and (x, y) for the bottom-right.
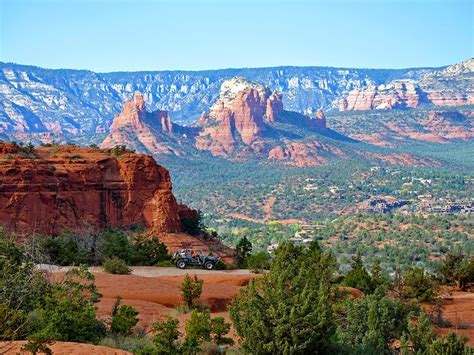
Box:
(217, 214), (473, 273)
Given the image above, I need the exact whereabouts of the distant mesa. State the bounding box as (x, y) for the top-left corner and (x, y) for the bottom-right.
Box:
(340, 58), (474, 111)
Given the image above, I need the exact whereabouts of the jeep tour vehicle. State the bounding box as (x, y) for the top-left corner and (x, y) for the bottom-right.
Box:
(172, 248), (220, 270)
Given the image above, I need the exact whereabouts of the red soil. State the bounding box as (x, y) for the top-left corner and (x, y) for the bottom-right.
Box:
(439, 291), (474, 346)
(51, 268), (258, 334)
(0, 341), (131, 354)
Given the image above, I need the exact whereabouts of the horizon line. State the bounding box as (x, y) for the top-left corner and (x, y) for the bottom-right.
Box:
(2, 59), (470, 75)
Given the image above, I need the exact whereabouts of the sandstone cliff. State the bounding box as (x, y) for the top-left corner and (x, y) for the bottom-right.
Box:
(195, 77), (332, 162)
(340, 81), (421, 111)
(101, 92), (194, 156)
(340, 58), (474, 111)
(0, 142), (183, 235)
(195, 78), (281, 156)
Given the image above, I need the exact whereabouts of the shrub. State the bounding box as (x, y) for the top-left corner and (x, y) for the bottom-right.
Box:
(103, 257), (131, 275)
(150, 317), (181, 354)
(400, 267), (438, 303)
(155, 260), (173, 267)
(184, 309), (212, 344)
(99, 230), (132, 262)
(110, 297), (139, 335)
(245, 251), (271, 273)
(180, 274), (203, 309)
(180, 212), (204, 236)
(130, 237), (169, 266)
(0, 230), (51, 340)
(100, 335), (154, 354)
(343, 254), (376, 294)
(336, 291), (411, 353)
(39, 235), (94, 266)
(210, 316), (234, 346)
(235, 236), (252, 267)
(230, 242), (336, 354)
(440, 253), (474, 291)
(428, 332), (471, 354)
(28, 266), (106, 344)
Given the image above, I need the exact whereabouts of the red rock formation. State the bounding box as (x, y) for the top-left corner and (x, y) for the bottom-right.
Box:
(265, 92), (283, 123)
(155, 110), (173, 133)
(340, 82), (420, 111)
(195, 104), (237, 157)
(268, 140), (344, 167)
(101, 92), (181, 156)
(339, 98), (349, 111)
(177, 204), (199, 220)
(231, 88), (266, 144)
(196, 79), (284, 157)
(340, 59), (474, 111)
(197, 111), (207, 126)
(425, 93), (474, 107)
(0, 144), (183, 235)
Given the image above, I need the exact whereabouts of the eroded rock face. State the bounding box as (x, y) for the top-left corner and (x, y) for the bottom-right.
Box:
(266, 92), (284, 123)
(0, 143), (183, 235)
(101, 92), (184, 156)
(340, 58), (474, 111)
(196, 78), (284, 156)
(231, 88), (266, 144)
(341, 81), (421, 111)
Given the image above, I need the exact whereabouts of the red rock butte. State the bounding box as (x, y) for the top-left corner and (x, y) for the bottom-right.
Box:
(0, 142), (187, 235)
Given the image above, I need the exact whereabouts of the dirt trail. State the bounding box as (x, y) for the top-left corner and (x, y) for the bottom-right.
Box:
(38, 265), (253, 277)
(263, 196), (276, 221)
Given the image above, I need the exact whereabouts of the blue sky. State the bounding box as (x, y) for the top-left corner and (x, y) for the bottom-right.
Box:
(0, 0), (472, 72)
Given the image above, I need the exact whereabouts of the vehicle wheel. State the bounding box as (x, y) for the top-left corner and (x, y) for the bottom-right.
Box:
(176, 260), (187, 269)
(204, 261), (214, 270)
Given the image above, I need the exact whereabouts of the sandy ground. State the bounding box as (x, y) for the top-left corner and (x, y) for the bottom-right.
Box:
(439, 291), (474, 346)
(0, 341), (131, 355)
(41, 266), (259, 338)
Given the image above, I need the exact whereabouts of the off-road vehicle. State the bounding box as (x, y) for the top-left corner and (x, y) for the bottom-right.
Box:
(172, 248), (220, 270)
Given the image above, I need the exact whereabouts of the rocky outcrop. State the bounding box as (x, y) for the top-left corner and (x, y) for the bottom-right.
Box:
(340, 81), (421, 111)
(266, 92), (284, 123)
(232, 88), (266, 144)
(101, 92), (191, 156)
(340, 58), (474, 111)
(195, 103), (237, 156)
(196, 78), (283, 157)
(0, 143), (183, 235)
(268, 139), (344, 167)
(195, 78), (350, 166)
